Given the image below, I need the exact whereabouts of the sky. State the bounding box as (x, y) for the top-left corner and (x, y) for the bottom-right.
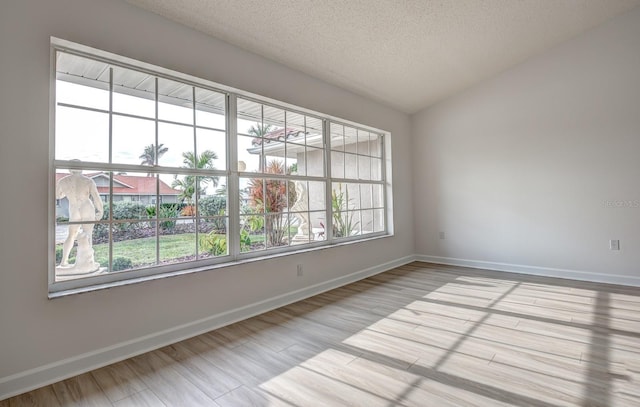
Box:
(55, 80), (274, 195)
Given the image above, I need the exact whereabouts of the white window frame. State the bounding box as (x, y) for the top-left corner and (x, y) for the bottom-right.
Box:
(48, 38), (392, 297)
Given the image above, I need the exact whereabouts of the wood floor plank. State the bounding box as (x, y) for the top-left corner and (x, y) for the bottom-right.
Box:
(90, 360), (147, 403)
(7, 386), (61, 407)
(124, 350), (215, 406)
(51, 373), (112, 407)
(6, 261), (640, 406)
(111, 389), (166, 407)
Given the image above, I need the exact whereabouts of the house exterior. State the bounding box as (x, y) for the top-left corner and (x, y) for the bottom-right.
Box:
(246, 127), (383, 236)
(55, 172), (180, 218)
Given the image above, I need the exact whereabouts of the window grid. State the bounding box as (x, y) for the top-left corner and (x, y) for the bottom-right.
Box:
(50, 43), (388, 294)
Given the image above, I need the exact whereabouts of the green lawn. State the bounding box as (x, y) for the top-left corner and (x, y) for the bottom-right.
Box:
(58, 229), (295, 269)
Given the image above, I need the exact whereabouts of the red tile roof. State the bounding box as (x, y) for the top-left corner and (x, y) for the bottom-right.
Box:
(56, 172), (179, 195)
(252, 127), (307, 146)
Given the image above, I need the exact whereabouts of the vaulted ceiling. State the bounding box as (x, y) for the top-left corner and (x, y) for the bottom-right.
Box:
(126, 0), (640, 114)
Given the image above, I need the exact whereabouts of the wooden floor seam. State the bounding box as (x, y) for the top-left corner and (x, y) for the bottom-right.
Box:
(2, 261), (639, 406)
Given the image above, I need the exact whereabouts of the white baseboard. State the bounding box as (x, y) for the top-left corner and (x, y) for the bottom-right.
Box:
(0, 255), (415, 401)
(415, 255), (640, 287)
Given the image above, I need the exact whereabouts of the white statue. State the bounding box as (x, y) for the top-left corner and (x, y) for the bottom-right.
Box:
(291, 181), (310, 240)
(56, 168), (104, 273)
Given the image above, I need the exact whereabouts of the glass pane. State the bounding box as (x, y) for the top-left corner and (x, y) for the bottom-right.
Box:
(56, 80), (109, 111)
(289, 212), (311, 245)
(55, 106), (109, 162)
(55, 169), (109, 279)
(196, 129), (226, 170)
(371, 157), (383, 181)
(263, 142), (286, 173)
(263, 179), (289, 213)
(240, 214), (265, 252)
(55, 167), (108, 227)
(112, 66), (155, 118)
(346, 183), (361, 210)
(372, 184), (384, 208)
(357, 130), (370, 155)
(345, 153), (358, 179)
(307, 181), (325, 211)
(285, 146), (299, 176)
(285, 126), (306, 146)
(331, 183), (348, 212)
(195, 88), (225, 129)
(306, 117), (323, 142)
(112, 221), (157, 272)
(56, 51), (110, 110)
(358, 155), (372, 180)
(159, 219), (196, 266)
(344, 126), (358, 153)
(360, 184), (373, 209)
(370, 133), (383, 158)
(305, 146), (324, 177)
(292, 148), (307, 176)
(239, 176), (257, 213)
(237, 99), (263, 135)
(263, 105), (285, 130)
(158, 122), (194, 168)
(330, 123), (344, 151)
(238, 135), (262, 172)
(199, 218), (228, 258)
(265, 212), (289, 249)
(360, 209), (374, 235)
(286, 111), (305, 129)
(331, 151), (344, 179)
(309, 211), (327, 241)
(197, 176), (227, 216)
(112, 115), (155, 165)
(158, 78), (193, 125)
(373, 208), (385, 233)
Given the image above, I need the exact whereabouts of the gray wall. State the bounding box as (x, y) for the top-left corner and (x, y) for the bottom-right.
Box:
(0, 0), (413, 395)
(412, 7), (640, 283)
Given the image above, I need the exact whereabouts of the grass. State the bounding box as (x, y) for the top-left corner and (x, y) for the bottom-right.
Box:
(58, 228), (298, 269)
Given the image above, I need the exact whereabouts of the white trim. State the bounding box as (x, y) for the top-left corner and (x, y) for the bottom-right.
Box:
(0, 255), (414, 400)
(415, 255), (640, 287)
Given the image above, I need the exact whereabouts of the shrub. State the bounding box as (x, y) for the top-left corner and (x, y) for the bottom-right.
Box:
(112, 257), (133, 271)
(200, 230), (251, 256)
(199, 195), (227, 232)
(247, 160), (296, 246)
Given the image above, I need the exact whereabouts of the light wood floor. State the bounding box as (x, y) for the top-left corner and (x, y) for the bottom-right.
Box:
(3, 262), (640, 406)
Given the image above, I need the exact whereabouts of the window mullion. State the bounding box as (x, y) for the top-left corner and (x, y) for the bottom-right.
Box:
(154, 77), (160, 265)
(192, 86), (199, 260)
(227, 94), (240, 259)
(324, 119), (333, 242)
(108, 67), (114, 273)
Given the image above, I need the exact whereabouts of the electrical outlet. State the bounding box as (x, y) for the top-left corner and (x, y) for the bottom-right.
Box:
(297, 264), (304, 276)
(439, 231), (445, 239)
(610, 240), (620, 251)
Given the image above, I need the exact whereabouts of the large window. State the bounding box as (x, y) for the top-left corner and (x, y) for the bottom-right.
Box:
(50, 39), (389, 294)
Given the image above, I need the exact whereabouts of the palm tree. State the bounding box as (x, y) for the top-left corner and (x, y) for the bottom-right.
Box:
(171, 150), (219, 205)
(139, 143), (168, 175)
(248, 123), (274, 171)
(248, 123), (273, 138)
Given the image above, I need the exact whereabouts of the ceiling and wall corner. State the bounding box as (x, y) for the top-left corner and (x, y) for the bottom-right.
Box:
(125, 0), (640, 113)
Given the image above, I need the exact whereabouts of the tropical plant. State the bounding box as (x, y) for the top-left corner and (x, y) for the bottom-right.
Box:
(332, 184), (359, 238)
(200, 230), (251, 256)
(171, 150), (219, 205)
(246, 160), (297, 247)
(139, 143), (168, 175)
(247, 123), (273, 138)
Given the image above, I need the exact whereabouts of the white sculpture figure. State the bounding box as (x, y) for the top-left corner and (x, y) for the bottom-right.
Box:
(291, 181), (310, 241)
(56, 168), (104, 273)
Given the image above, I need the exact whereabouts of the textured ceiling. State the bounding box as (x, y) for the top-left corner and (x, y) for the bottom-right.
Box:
(125, 0), (640, 114)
